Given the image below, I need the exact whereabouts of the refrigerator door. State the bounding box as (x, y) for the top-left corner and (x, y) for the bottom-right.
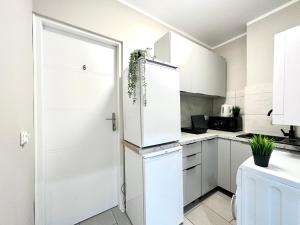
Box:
(141, 61), (181, 147)
(143, 149), (183, 225)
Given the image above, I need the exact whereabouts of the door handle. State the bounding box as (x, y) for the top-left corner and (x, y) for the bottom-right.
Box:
(106, 112), (117, 131)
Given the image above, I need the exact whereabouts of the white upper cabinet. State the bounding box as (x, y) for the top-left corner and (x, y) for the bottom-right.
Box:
(154, 32), (226, 97)
(273, 25), (300, 126)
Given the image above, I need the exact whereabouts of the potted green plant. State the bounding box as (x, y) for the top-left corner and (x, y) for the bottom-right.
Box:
(249, 135), (274, 167)
(128, 49), (150, 105)
(232, 106), (241, 117)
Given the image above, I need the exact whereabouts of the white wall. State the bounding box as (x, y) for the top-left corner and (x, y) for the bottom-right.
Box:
(33, 0), (171, 67)
(214, 36), (247, 92)
(213, 36), (247, 117)
(0, 0), (34, 224)
(246, 1), (300, 136)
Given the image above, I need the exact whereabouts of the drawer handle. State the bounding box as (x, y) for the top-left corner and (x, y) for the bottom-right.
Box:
(184, 164), (200, 171)
(185, 142), (196, 145)
(186, 153), (197, 158)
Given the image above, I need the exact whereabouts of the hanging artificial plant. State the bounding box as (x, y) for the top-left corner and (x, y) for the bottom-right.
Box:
(128, 49), (149, 105)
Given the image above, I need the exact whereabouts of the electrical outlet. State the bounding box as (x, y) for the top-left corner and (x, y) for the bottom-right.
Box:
(20, 131), (30, 147)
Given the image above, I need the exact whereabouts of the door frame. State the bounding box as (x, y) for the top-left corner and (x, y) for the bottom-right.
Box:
(33, 14), (123, 225)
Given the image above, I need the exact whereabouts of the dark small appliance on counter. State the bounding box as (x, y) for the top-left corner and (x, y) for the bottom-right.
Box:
(208, 116), (242, 132)
(181, 115), (208, 134)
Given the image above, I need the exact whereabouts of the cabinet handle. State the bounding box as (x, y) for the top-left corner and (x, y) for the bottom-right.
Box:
(184, 164), (200, 171)
(185, 142), (196, 145)
(186, 153), (197, 158)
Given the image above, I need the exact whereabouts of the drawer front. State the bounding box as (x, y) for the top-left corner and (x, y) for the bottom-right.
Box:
(182, 153), (201, 170)
(182, 142), (201, 157)
(183, 164), (202, 206)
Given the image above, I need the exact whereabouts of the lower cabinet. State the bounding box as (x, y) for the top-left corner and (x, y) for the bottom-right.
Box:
(182, 138), (254, 207)
(202, 139), (218, 195)
(217, 138), (231, 191)
(182, 142), (201, 206)
(230, 141), (252, 193)
(183, 164), (201, 206)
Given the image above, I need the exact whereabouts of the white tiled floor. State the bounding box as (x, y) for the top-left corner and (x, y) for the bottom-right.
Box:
(79, 207), (131, 225)
(185, 191), (236, 225)
(78, 191), (236, 225)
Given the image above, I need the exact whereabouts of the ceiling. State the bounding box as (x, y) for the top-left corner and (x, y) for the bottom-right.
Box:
(118, 0), (291, 48)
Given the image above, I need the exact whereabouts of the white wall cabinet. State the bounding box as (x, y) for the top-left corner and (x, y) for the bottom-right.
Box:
(273, 25), (300, 126)
(230, 141), (252, 193)
(154, 32), (226, 96)
(217, 139), (231, 191)
(202, 139), (218, 195)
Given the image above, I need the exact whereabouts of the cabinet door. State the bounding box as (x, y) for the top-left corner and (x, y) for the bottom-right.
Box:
(218, 139), (231, 191)
(183, 164), (202, 206)
(170, 32), (195, 92)
(202, 139), (218, 195)
(273, 25), (300, 126)
(283, 27), (300, 126)
(230, 141), (252, 193)
(192, 50), (226, 97)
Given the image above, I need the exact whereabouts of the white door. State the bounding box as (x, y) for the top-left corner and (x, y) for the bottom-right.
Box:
(35, 20), (119, 225)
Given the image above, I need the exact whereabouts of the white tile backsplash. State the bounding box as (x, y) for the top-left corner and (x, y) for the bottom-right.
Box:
(213, 90), (245, 116)
(244, 92), (273, 115)
(244, 83), (299, 137)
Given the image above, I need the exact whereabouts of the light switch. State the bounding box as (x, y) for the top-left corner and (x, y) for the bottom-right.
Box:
(20, 131), (30, 147)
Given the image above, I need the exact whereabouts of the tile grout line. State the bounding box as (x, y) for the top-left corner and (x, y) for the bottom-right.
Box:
(111, 209), (119, 225)
(186, 217), (195, 225)
(202, 203), (231, 223)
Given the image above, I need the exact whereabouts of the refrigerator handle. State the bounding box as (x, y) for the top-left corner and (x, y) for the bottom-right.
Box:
(231, 194), (237, 220)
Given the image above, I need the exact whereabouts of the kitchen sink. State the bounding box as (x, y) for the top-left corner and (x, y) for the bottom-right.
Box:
(237, 133), (286, 142)
(237, 133), (300, 147)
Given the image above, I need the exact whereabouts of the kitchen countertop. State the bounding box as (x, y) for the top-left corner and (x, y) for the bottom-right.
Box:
(179, 129), (300, 153)
(124, 130), (300, 156)
(124, 140), (181, 157)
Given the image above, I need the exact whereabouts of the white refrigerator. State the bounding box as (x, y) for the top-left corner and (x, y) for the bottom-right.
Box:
(123, 58), (183, 225)
(233, 151), (300, 225)
(123, 59), (181, 147)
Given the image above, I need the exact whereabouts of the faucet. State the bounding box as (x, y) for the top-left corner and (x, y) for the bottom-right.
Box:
(267, 109), (273, 116)
(267, 109), (296, 139)
(281, 126), (296, 139)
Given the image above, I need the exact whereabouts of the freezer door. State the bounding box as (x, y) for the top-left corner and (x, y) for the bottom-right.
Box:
(141, 61), (181, 147)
